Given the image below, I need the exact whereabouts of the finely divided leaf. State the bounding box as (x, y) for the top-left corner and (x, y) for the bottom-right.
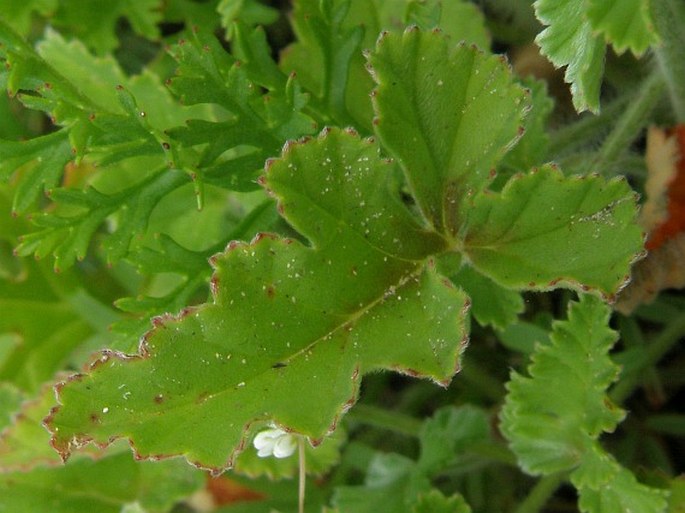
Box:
(368, 28), (529, 233)
(461, 165), (643, 298)
(46, 128), (469, 472)
(587, 0), (659, 56)
(534, 0), (606, 113)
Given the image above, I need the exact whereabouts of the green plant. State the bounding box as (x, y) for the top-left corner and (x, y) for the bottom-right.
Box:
(0, 1), (683, 512)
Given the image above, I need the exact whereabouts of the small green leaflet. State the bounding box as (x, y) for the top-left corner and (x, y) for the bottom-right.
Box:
(587, 0), (659, 56)
(573, 448), (669, 513)
(534, 0), (660, 112)
(500, 295), (669, 512)
(51, 0), (161, 54)
(333, 405), (488, 513)
(534, 0), (606, 113)
(47, 128), (469, 472)
(414, 490), (472, 513)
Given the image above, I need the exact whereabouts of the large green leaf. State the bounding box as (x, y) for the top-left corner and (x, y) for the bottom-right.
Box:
(534, 0), (606, 113)
(461, 165), (642, 298)
(368, 28), (529, 232)
(47, 128), (469, 472)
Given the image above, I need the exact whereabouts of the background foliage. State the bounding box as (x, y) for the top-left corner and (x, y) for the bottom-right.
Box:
(0, 1), (684, 512)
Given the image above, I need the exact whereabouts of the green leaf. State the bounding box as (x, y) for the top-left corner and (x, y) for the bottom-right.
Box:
(499, 78), (554, 173)
(450, 265), (523, 329)
(0, 382), (23, 431)
(280, 0), (365, 127)
(333, 453), (423, 513)
(368, 27), (529, 233)
(217, 0), (279, 39)
(417, 405), (490, 476)
(0, 0), (56, 36)
(0, 451), (203, 513)
(0, 131), (73, 214)
(670, 476), (685, 513)
(405, 0), (491, 50)
(52, 0), (162, 54)
(500, 294), (668, 512)
(0, 384), (64, 471)
(414, 489), (472, 513)
(496, 320), (550, 354)
(587, 0), (660, 56)
(167, 29), (316, 190)
(46, 128), (469, 472)
(534, 0), (606, 113)
(500, 295), (624, 475)
(461, 165), (642, 298)
(572, 448), (669, 513)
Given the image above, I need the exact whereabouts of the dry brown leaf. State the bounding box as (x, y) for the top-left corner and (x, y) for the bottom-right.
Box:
(616, 125), (685, 314)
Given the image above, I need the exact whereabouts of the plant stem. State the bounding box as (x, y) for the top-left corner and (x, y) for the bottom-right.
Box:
(459, 358), (506, 403)
(346, 403), (422, 437)
(652, 0), (685, 121)
(611, 311), (685, 404)
(549, 95), (630, 158)
(587, 72), (665, 176)
(298, 437), (306, 513)
(514, 473), (567, 513)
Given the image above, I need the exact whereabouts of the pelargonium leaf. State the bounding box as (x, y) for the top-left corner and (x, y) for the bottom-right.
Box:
(534, 0), (606, 113)
(0, 451), (203, 513)
(449, 265), (523, 329)
(500, 295), (624, 475)
(414, 490), (472, 513)
(587, 0), (660, 57)
(572, 448), (669, 513)
(499, 294), (669, 513)
(461, 165), (643, 298)
(368, 27), (529, 234)
(51, 0), (161, 54)
(46, 128), (469, 472)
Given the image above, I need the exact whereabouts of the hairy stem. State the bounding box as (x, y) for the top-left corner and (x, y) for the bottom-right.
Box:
(298, 437), (306, 513)
(611, 311), (685, 403)
(549, 95), (631, 158)
(587, 72), (665, 176)
(652, 0), (685, 120)
(514, 472), (567, 513)
(346, 403), (422, 437)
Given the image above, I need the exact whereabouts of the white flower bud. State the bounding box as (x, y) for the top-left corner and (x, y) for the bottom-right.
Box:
(253, 427), (297, 459)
